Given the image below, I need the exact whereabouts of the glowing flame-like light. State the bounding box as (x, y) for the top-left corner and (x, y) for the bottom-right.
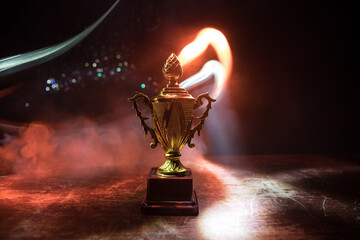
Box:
(178, 28), (232, 98)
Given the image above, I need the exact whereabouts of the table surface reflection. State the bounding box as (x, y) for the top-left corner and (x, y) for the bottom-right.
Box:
(1, 155), (360, 239)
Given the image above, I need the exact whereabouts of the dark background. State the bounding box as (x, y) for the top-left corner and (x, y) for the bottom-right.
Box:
(0, 0), (358, 155)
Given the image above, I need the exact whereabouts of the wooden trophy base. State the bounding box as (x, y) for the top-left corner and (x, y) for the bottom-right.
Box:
(141, 168), (199, 216)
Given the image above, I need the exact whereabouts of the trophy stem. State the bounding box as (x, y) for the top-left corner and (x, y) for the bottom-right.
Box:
(157, 152), (188, 177)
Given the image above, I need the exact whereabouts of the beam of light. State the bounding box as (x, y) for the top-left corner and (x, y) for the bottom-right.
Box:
(183, 153), (323, 240)
(188, 155), (360, 239)
(178, 28), (232, 99)
(0, 0), (120, 78)
(193, 157), (261, 239)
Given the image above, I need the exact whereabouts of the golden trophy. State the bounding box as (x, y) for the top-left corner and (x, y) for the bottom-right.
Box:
(128, 53), (215, 215)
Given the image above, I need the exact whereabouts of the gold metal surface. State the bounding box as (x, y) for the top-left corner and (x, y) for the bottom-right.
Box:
(128, 53), (215, 177)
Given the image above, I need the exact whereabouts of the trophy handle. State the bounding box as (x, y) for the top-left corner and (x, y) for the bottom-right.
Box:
(128, 92), (159, 148)
(187, 93), (216, 148)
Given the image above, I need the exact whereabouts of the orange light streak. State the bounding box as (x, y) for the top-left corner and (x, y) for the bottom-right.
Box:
(178, 28), (232, 98)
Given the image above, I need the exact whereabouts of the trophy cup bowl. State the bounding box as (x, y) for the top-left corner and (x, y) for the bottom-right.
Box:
(128, 53), (215, 215)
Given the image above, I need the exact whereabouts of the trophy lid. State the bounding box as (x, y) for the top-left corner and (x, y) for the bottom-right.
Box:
(153, 53), (195, 101)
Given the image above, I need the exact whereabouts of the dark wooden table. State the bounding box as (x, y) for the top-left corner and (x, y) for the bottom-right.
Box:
(1, 155), (360, 239)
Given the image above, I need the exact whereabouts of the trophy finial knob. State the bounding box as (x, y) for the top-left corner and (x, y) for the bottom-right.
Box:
(162, 53), (183, 81)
